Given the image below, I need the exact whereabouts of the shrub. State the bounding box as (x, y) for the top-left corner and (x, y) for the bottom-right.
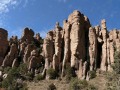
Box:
(1, 64), (28, 89)
(89, 70), (96, 79)
(8, 67), (20, 78)
(65, 63), (76, 81)
(26, 72), (34, 81)
(0, 66), (3, 71)
(106, 50), (120, 90)
(2, 67), (19, 88)
(47, 68), (58, 79)
(34, 74), (44, 81)
(87, 84), (98, 90)
(2, 79), (9, 88)
(65, 67), (73, 81)
(47, 83), (56, 90)
(3, 67), (12, 73)
(112, 51), (120, 74)
(18, 63), (28, 75)
(70, 78), (88, 90)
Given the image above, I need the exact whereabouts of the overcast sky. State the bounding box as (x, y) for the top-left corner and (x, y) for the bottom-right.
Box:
(0, 0), (120, 38)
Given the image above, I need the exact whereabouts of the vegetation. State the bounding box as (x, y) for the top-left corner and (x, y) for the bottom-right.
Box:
(18, 63), (28, 75)
(47, 68), (58, 79)
(34, 74), (44, 81)
(25, 72), (34, 81)
(1, 66), (28, 90)
(106, 50), (120, 90)
(64, 63), (76, 82)
(112, 51), (120, 74)
(89, 70), (96, 79)
(47, 83), (56, 90)
(69, 78), (97, 90)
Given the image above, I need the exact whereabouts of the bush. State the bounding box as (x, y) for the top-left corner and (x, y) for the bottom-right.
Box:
(65, 63), (76, 82)
(47, 83), (56, 90)
(89, 71), (96, 79)
(34, 74), (44, 81)
(112, 51), (120, 74)
(18, 63), (28, 75)
(47, 68), (58, 79)
(70, 78), (88, 90)
(1, 65), (28, 89)
(2, 67), (19, 89)
(105, 50), (120, 90)
(87, 84), (98, 90)
(26, 72), (34, 81)
(3, 67), (12, 73)
(2, 79), (9, 88)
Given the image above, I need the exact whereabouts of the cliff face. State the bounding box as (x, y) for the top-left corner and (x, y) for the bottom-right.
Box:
(0, 10), (119, 80)
(0, 28), (8, 66)
(42, 10), (120, 80)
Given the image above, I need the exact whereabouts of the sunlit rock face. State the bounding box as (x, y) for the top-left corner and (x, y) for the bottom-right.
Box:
(0, 10), (120, 80)
(42, 10), (120, 80)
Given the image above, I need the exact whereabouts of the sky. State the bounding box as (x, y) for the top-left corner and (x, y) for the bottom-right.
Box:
(0, 0), (120, 38)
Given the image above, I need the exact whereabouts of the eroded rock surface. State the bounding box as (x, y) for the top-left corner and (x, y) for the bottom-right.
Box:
(0, 10), (120, 80)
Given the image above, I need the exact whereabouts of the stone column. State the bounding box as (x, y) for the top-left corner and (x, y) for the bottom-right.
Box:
(62, 20), (71, 76)
(100, 19), (107, 71)
(89, 27), (97, 71)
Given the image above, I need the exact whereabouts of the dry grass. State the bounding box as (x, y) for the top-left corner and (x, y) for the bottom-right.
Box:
(27, 73), (107, 90)
(88, 73), (107, 90)
(27, 79), (69, 90)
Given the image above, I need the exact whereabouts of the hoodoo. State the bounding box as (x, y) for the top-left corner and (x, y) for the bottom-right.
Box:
(0, 10), (120, 80)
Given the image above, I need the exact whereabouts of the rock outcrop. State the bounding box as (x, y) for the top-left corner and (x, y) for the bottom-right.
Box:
(20, 27), (34, 44)
(0, 10), (120, 80)
(2, 43), (18, 67)
(28, 49), (42, 72)
(0, 28), (8, 65)
(89, 27), (97, 71)
(42, 10), (120, 80)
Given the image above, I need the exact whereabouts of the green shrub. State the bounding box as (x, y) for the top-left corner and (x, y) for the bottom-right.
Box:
(89, 71), (96, 79)
(70, 78), (88, 90)
(2, 79), (9, 88)
(112, 51), (120, 74)
(105, 50), (120, 90)
(18, 63), (28, 75)
(1, 63), (29, 89)
(34, 74), (44, 81)
(47, 68), (58, 79)
(26, 72), (34, 80)
(2, 67), (19, 88)
(3, 67), (12, 73)
(87, 84), (98, 90)
(65, 63), (76, 81)
(0, 66), (3, 71)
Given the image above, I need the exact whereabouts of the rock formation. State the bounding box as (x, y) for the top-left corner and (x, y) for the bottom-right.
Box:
(100, 19), (107, 71)
(0, 28), (8, 65)
(28, 49), (42, 72)
(62, 20), (71, 76)
(0, 10), (120, 80)
(43, 31), (54, 70)
(20, 27), (34, 44)
(53, 22), (63, 71)
(23, 44), (36, 63)
(2, 43), (18, 67)
(89, 27), (97, 71)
